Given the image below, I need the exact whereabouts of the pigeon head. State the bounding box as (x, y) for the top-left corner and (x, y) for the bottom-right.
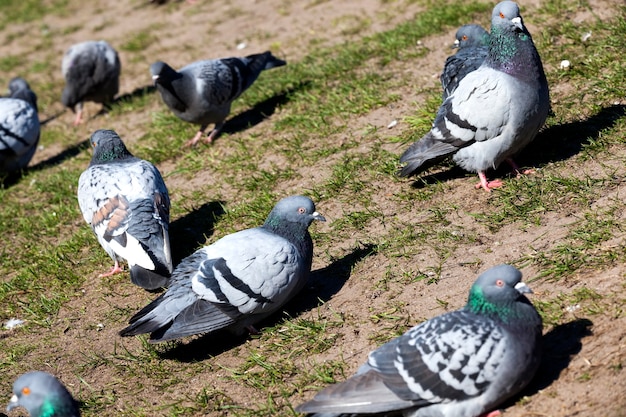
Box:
(88, 129), (134, 165)
(8, 77), (38, 111)
(7, 371), (80, 417)
(150, 61), (181, 84)
(264, 195), (326, 230)
(465, 264), (534, 322)
(453, 24), (489, 49)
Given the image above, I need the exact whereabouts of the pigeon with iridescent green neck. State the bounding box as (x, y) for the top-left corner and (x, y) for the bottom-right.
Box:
(400, 1), (550, 191)
(296, 264), (543, 417)
(7, 371), (80, 417)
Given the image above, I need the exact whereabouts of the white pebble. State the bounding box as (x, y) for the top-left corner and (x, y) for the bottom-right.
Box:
(581, 32), (592, 42)
(387, 119), (398, 129)
(236, 42), (247, 50)
(559, 60), (570, 70)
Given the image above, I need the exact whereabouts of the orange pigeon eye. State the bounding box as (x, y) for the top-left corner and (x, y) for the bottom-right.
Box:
(462, 35), (468, 40)
(500, 12), (505, 18)
(22, 387), (31, 396)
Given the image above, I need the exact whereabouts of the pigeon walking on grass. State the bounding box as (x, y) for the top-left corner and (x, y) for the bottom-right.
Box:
(296, 264), (543, 417)
(77, 129), (172, 290)
(440, 24), (490, 100)
(7, 371), (80, 417)
(0, 78), (40, 172)
(119, 195), (325, 342)
(151, 51), (286, 147)
(399, 1), (550, 191)
(61, 40), (121, 125)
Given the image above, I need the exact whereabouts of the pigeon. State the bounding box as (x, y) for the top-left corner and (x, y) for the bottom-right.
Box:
(61, 40), (121, 125)
(399, 1), (550, 191)
(77, 129), (173, 290)
(440, 24), (490, 101)
(151, 51), (287, 147)
(0, 78), (40, 172)
(296, 264), (543, 417)
(7, 371), (81, 417)
(119, 195), (325, 342)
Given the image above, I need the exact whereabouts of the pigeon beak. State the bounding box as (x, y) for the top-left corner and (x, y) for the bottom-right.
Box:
(511, 16), (524, 31)
(514, 281), (533, 294)
(312, 211), (326, 222)
(152, 74), (159, 85)
(7, 394), (19, 411)
(452, 39), (460, 49)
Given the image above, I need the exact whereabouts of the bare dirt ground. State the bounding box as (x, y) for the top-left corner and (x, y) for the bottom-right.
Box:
(1, 0), (625, 416)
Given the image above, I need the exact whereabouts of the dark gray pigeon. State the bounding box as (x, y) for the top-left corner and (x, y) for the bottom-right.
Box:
(296, 264), (543, 417)
(151, 51), (286, 147)
(7, 371), (80, 417)
(399, 1), (550, 191)
(440, 24), (490, 101)
(0, 78), (40, 172)
(61, 40), (121, 125)
(119, 195), (325, 342)
(77, 129), (172, 290)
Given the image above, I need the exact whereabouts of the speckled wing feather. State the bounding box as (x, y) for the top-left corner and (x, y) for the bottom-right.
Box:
(0, 98), (40, 172)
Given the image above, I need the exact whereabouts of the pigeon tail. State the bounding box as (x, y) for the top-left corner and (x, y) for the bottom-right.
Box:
(398, 131), (459, 177)
(130, 265), (171, 290)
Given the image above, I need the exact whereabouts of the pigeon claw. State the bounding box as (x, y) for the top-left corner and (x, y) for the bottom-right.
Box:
(99, 261), (124, 277)
(183, 131), (205, 148)
(475, 171), (503, 192)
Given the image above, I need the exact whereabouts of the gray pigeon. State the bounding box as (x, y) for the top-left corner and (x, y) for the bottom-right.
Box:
(399, 1), (550, 191)
(151, 51), (287, 147)
(119, 195), (325, 342)
(0, 78), (40, 172)
(7, 371), (80, 417)
(77, 129), (172, 290)
(296, 264), (543, 417)
(440, 24), (490, 101)
(61, 40), (121, 125)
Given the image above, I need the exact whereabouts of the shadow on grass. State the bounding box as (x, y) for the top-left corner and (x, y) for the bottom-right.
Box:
(159, 243), (377, 362)
(501, 317), (593, 410)
(216, 82), (311, 141)
(404, 104), (626, 189)
(169, 200), (226, 264)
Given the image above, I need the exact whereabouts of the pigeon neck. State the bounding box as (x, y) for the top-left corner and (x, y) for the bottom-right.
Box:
(263, 218), (312, 258)
(486, 25), (544, 83)
(92, 145), (133, 165)
(466, 287), (531, 324)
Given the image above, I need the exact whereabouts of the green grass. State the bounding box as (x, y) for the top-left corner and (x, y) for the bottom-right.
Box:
(0, 0), (625, 416)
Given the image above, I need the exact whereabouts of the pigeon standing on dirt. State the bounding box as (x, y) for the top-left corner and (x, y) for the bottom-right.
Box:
(7, 371), (81, 417)
(296, 264), (543, 417)
(77, 129), (172, 290)
(399, 1), (550, 191)
(151, 51), (286, 147)
(119, 195), (325, 342)
(0, 78), (40, 172)
(61, 40), (121, 125)
(440, 24), (490, 100)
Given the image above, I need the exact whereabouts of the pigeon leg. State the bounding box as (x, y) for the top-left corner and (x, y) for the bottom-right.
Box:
(478, 410), (502, 417)
(203, 122), (224, 145)
(183, 129), (206, 148)
(506, 158), (534, 176)
(72, 103), (84, 126)
(246, 324), (261, 335)
(99, 260), (124, 277)
(475, 171), (503, 192)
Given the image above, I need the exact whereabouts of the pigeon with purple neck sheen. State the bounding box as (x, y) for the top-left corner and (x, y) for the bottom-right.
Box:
(0, 78), (40, 172)
(77, 129), (172, 290)
(119, 195), (325, 342)
(440, 24), (490, 101)
(7, 371), (80, 417)
(61, 40), (121, 125)
(151, 51), (286, 147)
(296, 264), (543, 417)
(400, 1), (550, 191)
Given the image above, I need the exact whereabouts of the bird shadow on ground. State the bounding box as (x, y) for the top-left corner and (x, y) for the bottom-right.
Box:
(217, 82), (311, 141)
(405, 104), (626, 189)
(158, 243), (377, 362)
(501, 317), (593, 410)
(168, 200), (226, 264)
(112, 84), (156, 106)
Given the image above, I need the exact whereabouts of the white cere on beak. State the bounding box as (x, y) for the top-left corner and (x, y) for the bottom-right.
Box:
(514, 281), (533, 294)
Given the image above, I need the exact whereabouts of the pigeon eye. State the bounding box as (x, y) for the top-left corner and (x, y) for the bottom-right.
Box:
(495, 279), (505, 287)
(462, 35), (468, 40)
(22, 387), (31, 396)
(499, 11), (505, 18)
(298, 207), (306, 214)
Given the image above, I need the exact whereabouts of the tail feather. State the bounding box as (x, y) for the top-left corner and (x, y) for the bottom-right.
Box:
(398, 132), (459, 177)
(130, 265), (170, 290)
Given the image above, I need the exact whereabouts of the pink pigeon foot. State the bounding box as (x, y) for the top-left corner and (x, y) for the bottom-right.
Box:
(506, 158), (535, 176)
(478, 410), (502, 417)
(99, 261), (124, 277)
(475, 171), (503, 192)
(202, 127), (221, 145)
(72, 110), (84, 126)
(183, 130), (205, 148)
